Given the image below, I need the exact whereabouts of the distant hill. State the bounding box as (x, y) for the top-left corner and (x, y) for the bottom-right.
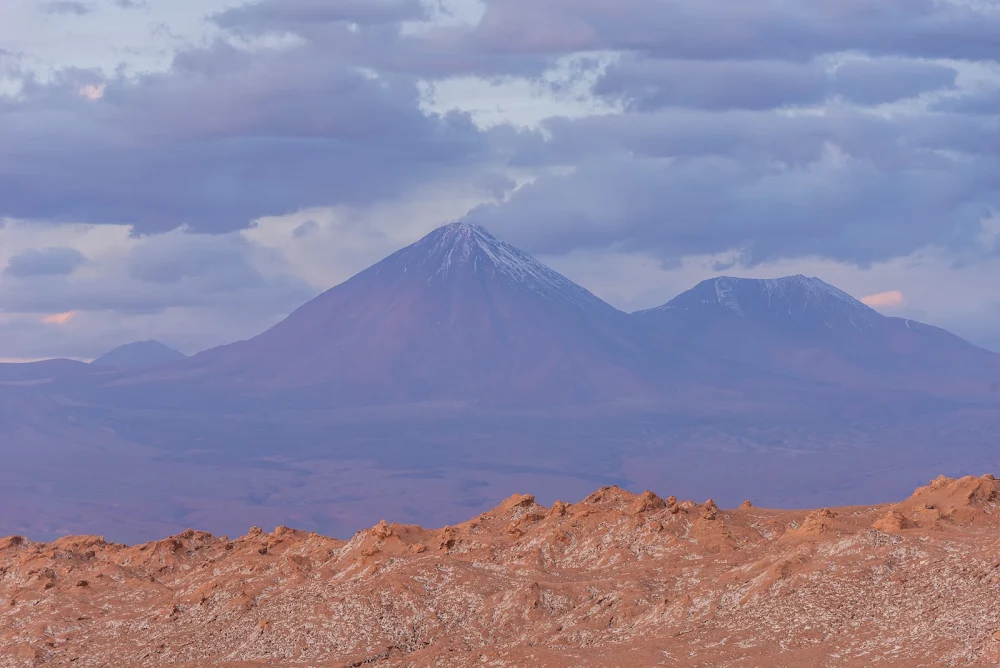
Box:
(91, 340), (187, 370)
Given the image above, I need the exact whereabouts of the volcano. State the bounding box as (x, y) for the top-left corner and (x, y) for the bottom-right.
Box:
(169, 223), (663, 405)
(7, 234), (1000, 546)
(92, 233), (1000, 408)
(633, 275), (1000, 395)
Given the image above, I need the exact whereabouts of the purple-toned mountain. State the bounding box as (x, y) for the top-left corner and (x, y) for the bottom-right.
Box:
(633, 275), (1000, 396)
(166, 223), (670, 405)
(91, 340), (187, 370)
(93, 228), (1000, 407)
(3, 229), (1000, 544)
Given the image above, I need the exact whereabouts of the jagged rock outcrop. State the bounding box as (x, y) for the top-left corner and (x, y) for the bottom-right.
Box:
(2, 475), (1000, 667)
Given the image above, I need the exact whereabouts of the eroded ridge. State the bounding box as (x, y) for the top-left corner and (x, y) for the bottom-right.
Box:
(3, 475), (1000, 667)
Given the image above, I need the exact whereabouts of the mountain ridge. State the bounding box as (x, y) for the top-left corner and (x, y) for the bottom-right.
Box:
(71, 223), (1000, 407)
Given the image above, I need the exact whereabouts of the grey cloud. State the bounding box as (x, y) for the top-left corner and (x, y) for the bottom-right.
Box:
(473, 0), (1000, 62)
(3, 0), (999, 281)
(525, 107), (998, 170)
(212, 1), (999, 80)
(934, 85), (1000, 115)
(0, 40), (502, 233)
(210, 7), (550, 80)
(40, 1), (92, 15)
(4, 247), (86, 277)
(830, 59), (958, 105)
(0, 234), (315, 317)
(213, 0), (428, 32)
(595, 58), (828, 111)
(127, 235), (264, 288)
(472, 106), (1000, 266)
(594, 56), (959, 111)
(292, 220), (319, 239)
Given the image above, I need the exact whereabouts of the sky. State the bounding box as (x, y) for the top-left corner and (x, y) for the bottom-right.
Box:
(1, 0), (999, 361)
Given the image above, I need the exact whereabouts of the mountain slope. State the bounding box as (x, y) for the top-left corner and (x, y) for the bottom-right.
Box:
(633, 275), (1000, 395)
(91, 340), (187, 369)
(154, 223), (670, 405)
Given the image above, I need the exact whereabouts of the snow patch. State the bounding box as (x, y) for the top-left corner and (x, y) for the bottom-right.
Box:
(639, 274), (883, 332)
(401, 222), (617, 315)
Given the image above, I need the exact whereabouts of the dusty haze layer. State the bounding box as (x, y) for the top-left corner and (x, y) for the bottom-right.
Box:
(3, 475), (1000, 667)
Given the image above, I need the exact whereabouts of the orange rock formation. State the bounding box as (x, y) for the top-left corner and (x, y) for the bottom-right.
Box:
(3, 475), (1000, 667)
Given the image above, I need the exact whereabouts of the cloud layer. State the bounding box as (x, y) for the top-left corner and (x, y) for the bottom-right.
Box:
(4, 247), (86, 277)
(1, 0), (999, 357)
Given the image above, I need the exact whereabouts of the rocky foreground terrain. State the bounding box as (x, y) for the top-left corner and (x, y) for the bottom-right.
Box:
(3, 476), (1000, 667)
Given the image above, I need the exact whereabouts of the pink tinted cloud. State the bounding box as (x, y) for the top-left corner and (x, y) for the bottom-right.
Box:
(861, 290), (905, 309)
(41, 311), (77, 326)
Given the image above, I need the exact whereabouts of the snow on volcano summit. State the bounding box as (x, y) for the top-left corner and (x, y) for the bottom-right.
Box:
(173, 222), (652, 404)
(637, 275), (883, 334)
(381, 222), (619, 317)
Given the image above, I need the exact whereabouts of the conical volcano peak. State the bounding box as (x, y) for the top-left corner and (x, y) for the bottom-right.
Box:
(186, 220), (641, 402)
(408, 221), (505, 272)
(391, 222), (619, 316)
(417, 221), (495, 250)
(433, 221), (496, 243)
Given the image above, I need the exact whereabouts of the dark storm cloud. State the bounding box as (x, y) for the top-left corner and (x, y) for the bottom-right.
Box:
(212, 0), (428, 32)
(40, 1), (92, 16)
(4, 248), (86, 277)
